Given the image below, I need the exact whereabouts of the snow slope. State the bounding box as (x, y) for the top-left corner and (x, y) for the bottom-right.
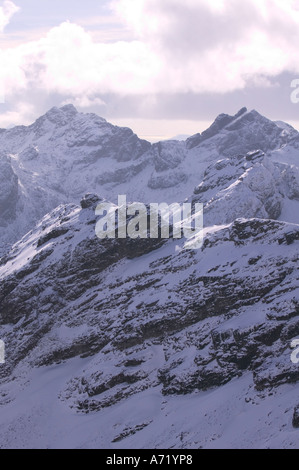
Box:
(0, 106), (299, 449)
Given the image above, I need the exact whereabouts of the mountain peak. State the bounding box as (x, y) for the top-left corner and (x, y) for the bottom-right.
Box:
(223, 108), (278, 133)
(60, 103), (78, 114)
(44, 104), (78, 121)
(187, 107), (248, 149)
(185, 107), (297, 152)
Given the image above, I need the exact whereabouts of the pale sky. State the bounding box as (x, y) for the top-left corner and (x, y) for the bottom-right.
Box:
(1, 0), (299, 141)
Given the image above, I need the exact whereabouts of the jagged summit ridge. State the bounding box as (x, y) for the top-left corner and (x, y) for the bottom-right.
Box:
(45, 103), (79, 118)
(187, 107), (248, 149)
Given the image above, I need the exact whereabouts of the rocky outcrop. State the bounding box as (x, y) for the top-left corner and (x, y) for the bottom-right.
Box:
(186, 107), (248, 150)
(0, 156), (18, 224)
(0, 200), (298, 425)
(192, 151), (296, 225)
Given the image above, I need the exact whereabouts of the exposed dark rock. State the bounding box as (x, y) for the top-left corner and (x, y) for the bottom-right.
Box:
(293, 406), (299, 428)
(80, 193), (102, 209)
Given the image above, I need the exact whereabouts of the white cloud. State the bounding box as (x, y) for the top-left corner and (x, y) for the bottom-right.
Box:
(0, 0), (19, 32)
(61, 96), (106, 108)
(0, 101), (34, 127)
(0, 21), (161, 100)
(1, 0), (299, 114)
(113, 0), (299, 90)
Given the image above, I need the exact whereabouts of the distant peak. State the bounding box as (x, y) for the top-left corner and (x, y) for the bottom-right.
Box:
(235, 107), (248, 118)
(45, 104), (78, 117)
(213, 107), (248, 127)
(187, 107), (249, 150)
(244, 109), (259, 117)
(60, 104), (78, 114)
(224, 109), (275, 130)
(41, 104), (78, 124)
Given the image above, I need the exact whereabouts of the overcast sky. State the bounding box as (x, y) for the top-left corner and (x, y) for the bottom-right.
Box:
(1, 0), (299, 140)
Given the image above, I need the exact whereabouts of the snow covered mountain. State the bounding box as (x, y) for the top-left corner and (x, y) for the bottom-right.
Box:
(1, 105), (299, 255)
(0, 106), (299, 449)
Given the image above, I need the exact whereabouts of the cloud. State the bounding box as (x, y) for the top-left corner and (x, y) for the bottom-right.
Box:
(61, 96), (106, 108)
(0, 0), (19, 32)
(1, 0), (299, 122)
(113, 0), (299, 91)
(0, 101), (34, 127)
(0, 21), (161, 100)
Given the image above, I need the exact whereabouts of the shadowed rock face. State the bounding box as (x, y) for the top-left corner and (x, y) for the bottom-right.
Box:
(0, 199), (298, 425)
(192, 150), (299, 226)
(186, 107), (248, 150)
(0, 156), (18, 224)
(293, 406), (299, 428)
(187, 108), (298, 156)
(152, 141), (186, 172)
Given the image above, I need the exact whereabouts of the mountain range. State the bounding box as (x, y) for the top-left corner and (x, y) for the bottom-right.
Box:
(0, 105), (299, 448)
